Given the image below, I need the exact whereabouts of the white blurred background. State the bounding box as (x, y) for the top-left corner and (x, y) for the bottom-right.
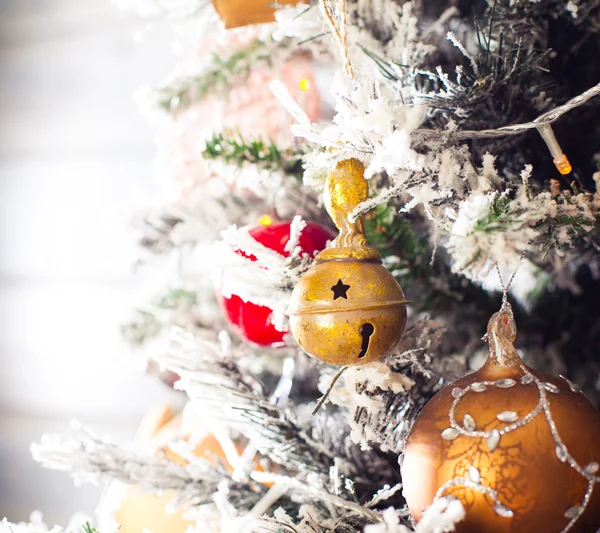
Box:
(0, 0), (177, 524)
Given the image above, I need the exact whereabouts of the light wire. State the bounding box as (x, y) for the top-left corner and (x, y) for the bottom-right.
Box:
(414, 81), (600, 141)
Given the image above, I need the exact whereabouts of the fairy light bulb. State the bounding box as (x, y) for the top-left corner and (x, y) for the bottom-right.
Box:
(259, 214), (272, 226)
(299, 78), (310, 92)
(537, 124), (572, 175)
(553, 153), (572, 175)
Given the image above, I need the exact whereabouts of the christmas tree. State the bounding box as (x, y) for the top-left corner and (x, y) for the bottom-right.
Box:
(5, 0), (600, 532)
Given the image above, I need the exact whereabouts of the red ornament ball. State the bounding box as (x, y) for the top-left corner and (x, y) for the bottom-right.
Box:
(218, 220), (334, 346)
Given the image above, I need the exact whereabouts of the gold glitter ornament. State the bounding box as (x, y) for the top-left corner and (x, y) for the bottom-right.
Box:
(402, 303), (600, 533)
(286, 159), (408, 366)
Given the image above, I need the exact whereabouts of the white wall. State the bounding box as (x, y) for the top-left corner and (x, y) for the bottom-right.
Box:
(0, 0), (178, 523)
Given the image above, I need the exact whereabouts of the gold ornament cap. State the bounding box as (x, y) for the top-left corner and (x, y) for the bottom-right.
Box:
(286, 158), (408, 366)
(212, 0), (304, 29)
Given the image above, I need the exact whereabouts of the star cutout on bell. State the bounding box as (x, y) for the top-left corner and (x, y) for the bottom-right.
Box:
(331, 279), (351, 300)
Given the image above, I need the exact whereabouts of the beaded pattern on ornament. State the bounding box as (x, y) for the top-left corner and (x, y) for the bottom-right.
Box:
(435, 313), (599, 532)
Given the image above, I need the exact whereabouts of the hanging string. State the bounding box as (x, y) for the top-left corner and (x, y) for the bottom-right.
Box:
(319, 0), (355, 80)
(495, 246), (529, 302)
(481, 247), (529, 341)
(312, 365), (348, 415)
(494, 263), (513, 313)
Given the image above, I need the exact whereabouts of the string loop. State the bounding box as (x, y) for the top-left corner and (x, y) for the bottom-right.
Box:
(319, 0), (354, 80)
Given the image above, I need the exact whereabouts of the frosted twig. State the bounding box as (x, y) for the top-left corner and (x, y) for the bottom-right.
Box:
(446, 32), (479, 77)
(157, 333), (339, 473)
(312, 366), (348, 415)
(269, 80), (312, 128)
(29, 421), (260, 509)
(365, 483), (403, 508)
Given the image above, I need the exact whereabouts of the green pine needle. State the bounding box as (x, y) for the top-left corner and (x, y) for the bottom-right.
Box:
(473, 194), (513, 232)
(121, 309), (161, 346)
(158, 288), (198, 309)
(365, 204), (427, 262)
(82, 523), (99, 533)
(202, 132), (304, 178)
(156, 39), (270, 114)
(121, 288), (198, 346)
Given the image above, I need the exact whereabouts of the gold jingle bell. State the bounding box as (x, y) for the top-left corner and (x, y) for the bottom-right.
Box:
(286, 159), (408, 366)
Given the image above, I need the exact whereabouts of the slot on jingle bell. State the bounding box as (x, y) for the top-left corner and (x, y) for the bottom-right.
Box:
(286, 158), (409, 366)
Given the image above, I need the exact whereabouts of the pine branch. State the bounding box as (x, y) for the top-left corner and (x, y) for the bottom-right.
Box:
(156, 337), (337, 475)
(234, 401), (337, 475)
(155, 332), (403, 502)
(365, 204), (428, 267)
(121, 288), (200, 346)
(0, 519), (86, 533)
(203, 132), (304, 179)
(491, 0), (600, 39)
(158, 288), (198, 309)
(329, 320), (448, 455)
(153, 39), (272, 115)
(361, 196), (600, 405)
(31, 421), (266, 511)
(121, 309), (162, 346)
